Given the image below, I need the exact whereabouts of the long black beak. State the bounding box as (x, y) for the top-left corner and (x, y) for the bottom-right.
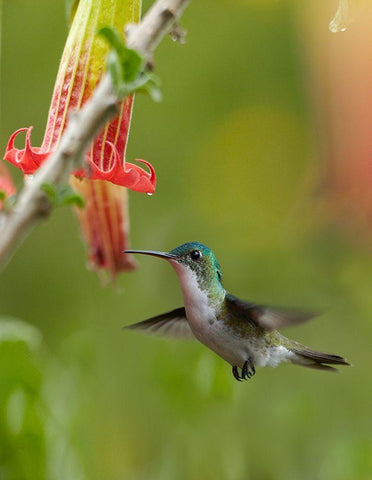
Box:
(123, 250), (177, 260)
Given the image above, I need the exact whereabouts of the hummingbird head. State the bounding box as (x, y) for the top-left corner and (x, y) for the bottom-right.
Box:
(169, 242), (222, 285)
(125, 242), (224, 301)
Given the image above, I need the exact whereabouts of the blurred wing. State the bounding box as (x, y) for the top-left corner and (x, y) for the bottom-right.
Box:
(124, 307), (195, 340)
(225, 294), (318, 331)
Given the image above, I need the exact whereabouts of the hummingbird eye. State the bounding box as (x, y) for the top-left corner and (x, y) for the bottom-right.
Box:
(190, 250), (201, 260)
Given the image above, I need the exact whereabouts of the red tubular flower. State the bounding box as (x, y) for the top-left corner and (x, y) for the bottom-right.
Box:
(4, 0), (154, 276)
(0, 162), (16, 211)
(70, 177), (137, 273)
(4, 1), (155, 194)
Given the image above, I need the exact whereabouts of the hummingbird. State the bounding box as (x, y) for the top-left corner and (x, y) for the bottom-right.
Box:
(124, 242), (350, 381)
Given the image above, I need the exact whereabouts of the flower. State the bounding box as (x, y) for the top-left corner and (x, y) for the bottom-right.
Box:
(4, 0), (155, 194)
(4, 0), (154, 276)
(70, 177), (137, 274)
(0, 162), (16, 210)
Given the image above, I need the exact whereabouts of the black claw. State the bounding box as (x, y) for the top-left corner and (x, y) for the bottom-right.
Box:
(233, 359), (256, 382)
(242, 357), (256, 380)
(241, 362), (248, 380)
(232, 365), (242, 382)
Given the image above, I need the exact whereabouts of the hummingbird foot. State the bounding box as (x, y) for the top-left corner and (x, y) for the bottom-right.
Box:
(232, 365), (242, 382)
(241, 358), (256, 380)
(232, 359), (256, 382)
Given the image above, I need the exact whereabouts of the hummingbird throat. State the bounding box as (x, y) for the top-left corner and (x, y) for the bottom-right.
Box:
(170, 261), (224, 317)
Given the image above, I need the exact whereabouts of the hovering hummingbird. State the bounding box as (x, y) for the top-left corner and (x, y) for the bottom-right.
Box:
(124, 242), (349, 381)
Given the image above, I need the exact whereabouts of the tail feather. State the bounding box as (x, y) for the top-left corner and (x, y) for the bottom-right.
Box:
(289, 345), (350, 372)
(298, 362), (339, 373)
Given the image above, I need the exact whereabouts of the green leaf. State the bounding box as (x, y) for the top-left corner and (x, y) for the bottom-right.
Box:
(41, 182), (57, 204)
(4, 194), (17, 208)
(99, 26), (143, 82)
(0, 191), (17, 211)
(41, 183), (85, 209)
(136, 73), (163, 102)
(98, 26), (163, 102)
(57, 185), (85, 208)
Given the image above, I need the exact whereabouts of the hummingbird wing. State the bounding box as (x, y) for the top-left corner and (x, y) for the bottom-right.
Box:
(124, 307), (195, 340)
(225, 294), (318, 331)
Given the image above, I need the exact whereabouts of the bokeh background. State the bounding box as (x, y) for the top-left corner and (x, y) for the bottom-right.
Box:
(1, 1), (372, 479)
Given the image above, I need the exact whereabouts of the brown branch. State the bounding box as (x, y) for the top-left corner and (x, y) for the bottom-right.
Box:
(0, 0), (191, 269)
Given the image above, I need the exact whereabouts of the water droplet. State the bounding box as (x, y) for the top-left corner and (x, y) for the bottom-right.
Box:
(147, 192), (153, 196)
(329, 0), (351, 33)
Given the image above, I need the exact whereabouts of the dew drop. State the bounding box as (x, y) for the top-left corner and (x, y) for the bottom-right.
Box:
(329, 0), (351, 33)
(147, 192), (153, 196)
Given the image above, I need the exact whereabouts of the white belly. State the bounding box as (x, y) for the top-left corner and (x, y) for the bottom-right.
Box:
(173, 263), (293, 369)
(187, 313), (293, 368)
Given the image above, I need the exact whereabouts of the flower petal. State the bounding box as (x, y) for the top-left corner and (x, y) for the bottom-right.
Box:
(4, 127), (50, 175)
(0, 161), (16, 210)
(69, 176), (137, 277)
(3, 128), (156, 194)
(86, 142), (156, 194)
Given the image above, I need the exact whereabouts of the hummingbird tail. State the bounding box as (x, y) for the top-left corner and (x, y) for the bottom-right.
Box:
(289, 344), (350, 373)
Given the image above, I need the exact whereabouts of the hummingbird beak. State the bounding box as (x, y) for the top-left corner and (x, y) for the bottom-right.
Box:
(123, 250), (178, 261)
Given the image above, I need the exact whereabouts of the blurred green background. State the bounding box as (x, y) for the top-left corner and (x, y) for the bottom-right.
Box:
(1, 1), (371, 479)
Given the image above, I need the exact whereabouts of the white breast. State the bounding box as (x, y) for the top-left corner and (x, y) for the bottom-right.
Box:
(169, 263), (215, 335)
(175, 268), (216, 330)
(170, 262), (294, 369)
